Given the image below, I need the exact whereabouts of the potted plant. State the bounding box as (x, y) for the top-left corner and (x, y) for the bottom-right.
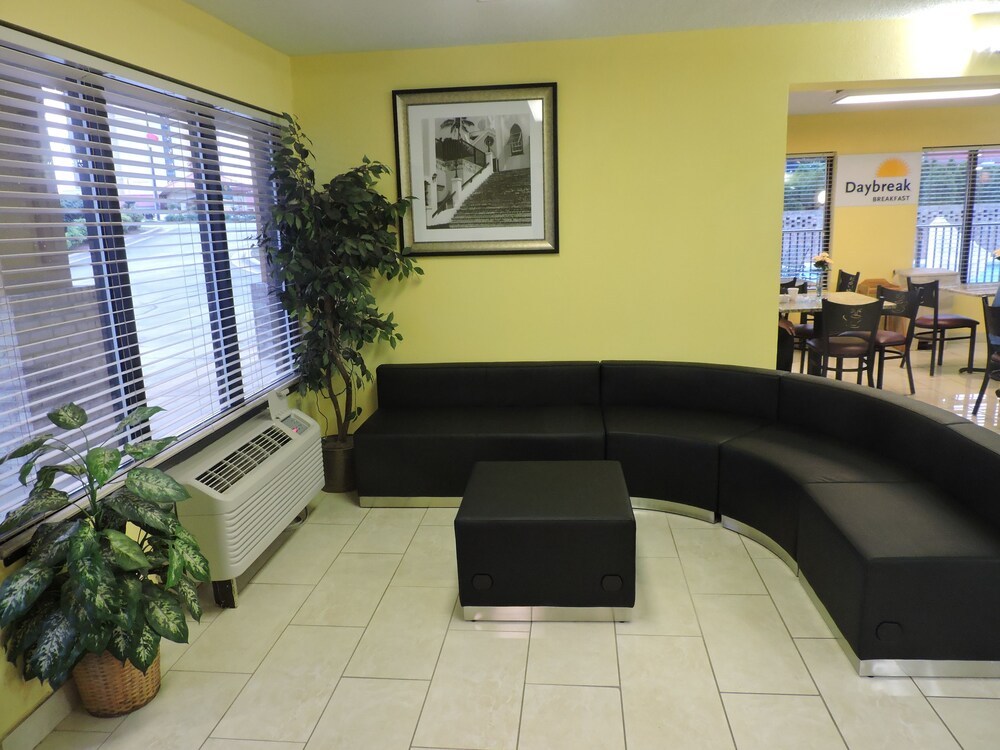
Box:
(260, 114), (422, 491)
(0, 403), (209, 716)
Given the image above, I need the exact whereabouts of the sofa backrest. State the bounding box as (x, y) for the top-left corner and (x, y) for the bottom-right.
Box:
(375, 362), (602, 408)
(777, 373), (968, 481)
(600, 361), (782, 421)
(932, 423), (1000, 531)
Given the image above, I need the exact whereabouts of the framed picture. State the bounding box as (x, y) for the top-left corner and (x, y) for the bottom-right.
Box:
(392, 82), (558, 256)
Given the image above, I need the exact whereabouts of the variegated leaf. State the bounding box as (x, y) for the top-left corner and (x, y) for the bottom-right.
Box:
(0, 563), (54, 629)
(106, 626), (131, 663)
(67, 523), (99, 563)
(125, 468), (189, 504)
(47, 403), (87, 430)
(175, 539), (210, 582)
(2, 598), (56, 664)
(116, 406), (165, 432)
(172, 525), (199, 548)
(102, 529), (150, 571)
(174, 577), (202, 622)
(0, 489), (70, 535)
(118, 578), (141, 632)
(104, 494), (177, 534)
(0, 434), (52, 466)
(26, 611), (76, 684)
(68, 556), (118, 621)
(127, 623), (160, 672)
(61, 582), (98, 631)
(123, 437), (176, 461)
(28, 520), (81, 567)
(85, 447), (121, 487)
(166, 543), (182, 588)
(18, 460), (35, 486)
(79, 623), (112, 655)
(143, 591), (188, 643)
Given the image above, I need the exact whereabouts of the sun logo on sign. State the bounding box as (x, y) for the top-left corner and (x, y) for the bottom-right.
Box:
(876, 158), (909, 178)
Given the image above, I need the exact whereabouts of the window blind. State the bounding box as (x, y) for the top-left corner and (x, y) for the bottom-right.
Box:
(915, 147), (1000, 283)
(0, 36), (297, 541)
(781, 154), (833, 289)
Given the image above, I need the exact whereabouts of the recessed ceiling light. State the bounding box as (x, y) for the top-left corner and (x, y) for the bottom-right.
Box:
(834, 89), (1000, 105)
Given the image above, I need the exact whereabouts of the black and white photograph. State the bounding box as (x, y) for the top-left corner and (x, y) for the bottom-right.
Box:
(393, 83), (557, 255)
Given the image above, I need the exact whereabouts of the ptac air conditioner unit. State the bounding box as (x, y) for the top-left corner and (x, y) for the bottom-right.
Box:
(173, 407), (324, 607)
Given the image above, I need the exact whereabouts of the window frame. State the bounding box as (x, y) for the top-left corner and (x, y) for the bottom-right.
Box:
(781, 153), (834, 290)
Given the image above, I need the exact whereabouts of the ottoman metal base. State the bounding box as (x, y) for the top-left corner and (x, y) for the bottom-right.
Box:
(455, 460), (636, 616)
(463, 605), (634, 623)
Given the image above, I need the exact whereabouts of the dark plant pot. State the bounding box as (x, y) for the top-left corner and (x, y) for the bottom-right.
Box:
(322, 436), (356, 492)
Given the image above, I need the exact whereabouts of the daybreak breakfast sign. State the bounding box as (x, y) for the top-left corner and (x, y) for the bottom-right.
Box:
(834, 153), (921, 207)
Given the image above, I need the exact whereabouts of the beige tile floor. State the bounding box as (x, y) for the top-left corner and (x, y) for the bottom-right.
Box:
(30, 343), (1000, 750)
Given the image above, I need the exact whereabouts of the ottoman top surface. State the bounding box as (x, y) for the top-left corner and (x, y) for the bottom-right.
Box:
(458, 460), (633, 522)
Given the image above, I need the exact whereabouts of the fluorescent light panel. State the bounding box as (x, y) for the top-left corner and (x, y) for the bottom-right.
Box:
(834, 89), (1000, 105)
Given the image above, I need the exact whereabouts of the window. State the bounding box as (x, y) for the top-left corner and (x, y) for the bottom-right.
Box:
(781, 154), (833, 289)
(914, 147), (1000, 284)
(0, 34), (296, 542)
(509, 124), (523, 156)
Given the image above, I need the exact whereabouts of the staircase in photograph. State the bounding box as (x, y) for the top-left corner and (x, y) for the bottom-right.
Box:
(450, 168), (531, 228)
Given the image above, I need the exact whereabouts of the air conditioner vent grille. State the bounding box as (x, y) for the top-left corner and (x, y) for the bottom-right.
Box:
(194, 426), (292, 493)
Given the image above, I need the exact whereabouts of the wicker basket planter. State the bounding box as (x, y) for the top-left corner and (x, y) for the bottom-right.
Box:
(72, 650), (161, 718)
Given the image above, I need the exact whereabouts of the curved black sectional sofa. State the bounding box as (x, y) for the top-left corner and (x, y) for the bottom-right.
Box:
(353, 360), (1000, 677)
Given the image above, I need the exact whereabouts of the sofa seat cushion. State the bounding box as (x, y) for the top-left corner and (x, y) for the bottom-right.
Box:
(353, 406), (605, 497)
(603, 406), (766, 511)
(718, 425), (910, 559)
(798, 482), (1000, 662)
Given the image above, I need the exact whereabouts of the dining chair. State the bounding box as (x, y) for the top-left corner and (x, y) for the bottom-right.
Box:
(907, 278), (978, 376)
(873, 286), (918, 394)
(972, 295), (1000, 415)
(806, 297), (884, 386)
(836, 269), (860, 292)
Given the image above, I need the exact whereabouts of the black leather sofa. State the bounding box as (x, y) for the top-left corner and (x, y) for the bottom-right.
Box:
(352, 360), (1000, 675)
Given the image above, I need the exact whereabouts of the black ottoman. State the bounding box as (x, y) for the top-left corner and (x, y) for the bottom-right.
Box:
(454, 460), (636, 620)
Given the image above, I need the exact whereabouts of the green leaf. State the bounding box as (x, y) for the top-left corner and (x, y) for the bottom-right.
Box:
(26, 610), (77, 684)
(0, 435), (52, 466)
(125, 468), (189, 504)
(68, 523), (99, 563)
(0, 562), (55, 628)
(119, 578), (142, 631)
(115, 406), (165, 433)
(79, 623), (112, 655)
(61, 581), (99, 631)
(106, 626), (131, 663)
(104, 494), (177, 534)
(173, 578), (202, 622)
(18, 460), (35, 486)
(143, 589), (188, 643)
(0, 489), (70, 535)
(102, 529), (150, 571)
(123, 437), (176, 461)
(175, 539), (210, 582)
(47, 404), (87, 430)
(127, 623), (160, 672)
(68, 556), (119, 622)
(166, 543), (182, 588)
(85, 447), (121, 487)
(2, 599), (56, 664)
(28, 520), (81, 567)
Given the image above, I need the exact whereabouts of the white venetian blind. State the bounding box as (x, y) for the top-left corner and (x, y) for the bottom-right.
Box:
(915, 147), (1000, 283)
(781, 154), (833, 290)
(0, 34), (297, 538)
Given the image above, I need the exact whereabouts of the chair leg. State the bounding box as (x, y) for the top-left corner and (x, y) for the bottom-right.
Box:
(876, 350), (885, 389)
(968, 326), (978, 372)
(904, 351), (915, 395)
(973, 366), (993, 415)
(929, 328), (938, 377)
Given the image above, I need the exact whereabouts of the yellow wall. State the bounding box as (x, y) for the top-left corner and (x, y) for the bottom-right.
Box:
(0, 2), (293, 740)
(788, 104), (1000, 319)
(289, 19), (1000, 424)
(4, 2), (1000, 740)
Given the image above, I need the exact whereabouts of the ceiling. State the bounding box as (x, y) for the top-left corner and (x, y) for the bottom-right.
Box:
(183, 0), (998, 56)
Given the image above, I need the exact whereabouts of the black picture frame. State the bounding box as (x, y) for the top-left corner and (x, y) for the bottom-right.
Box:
(392, 82), (558, 256)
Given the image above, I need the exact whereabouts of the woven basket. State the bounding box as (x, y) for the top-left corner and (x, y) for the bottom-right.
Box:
(72, 651), (161, 718)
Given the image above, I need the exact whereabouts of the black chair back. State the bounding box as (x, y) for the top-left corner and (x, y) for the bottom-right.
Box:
(877, 286), (918, 327)
(821, 298), (885, 339)
(836, 269), (860, 292)
(973, 296), (1000, 414)
(907, 278), (940, 320)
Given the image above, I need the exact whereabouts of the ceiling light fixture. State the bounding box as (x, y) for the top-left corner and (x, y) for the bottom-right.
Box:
(833, 89), (1000, 105)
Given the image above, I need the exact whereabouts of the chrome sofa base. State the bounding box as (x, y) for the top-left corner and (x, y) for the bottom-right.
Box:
(720, 515), (797, 572)
(631, 496), (716, 524)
